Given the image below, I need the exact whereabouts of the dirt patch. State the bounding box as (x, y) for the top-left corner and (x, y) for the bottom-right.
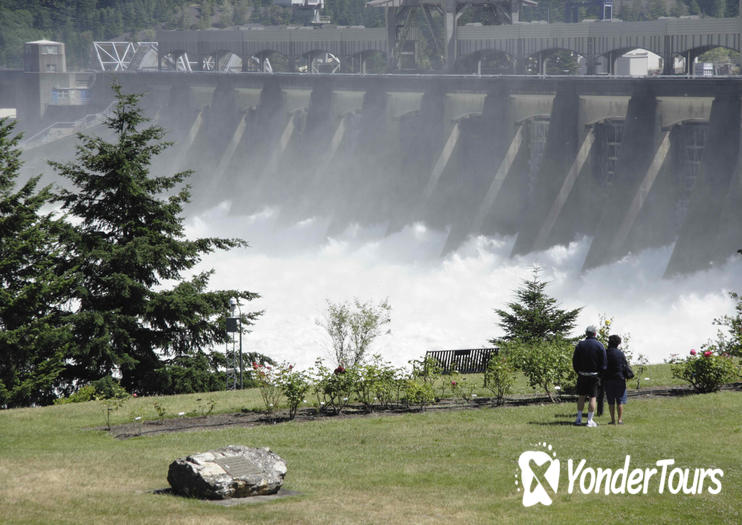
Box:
(107, 383), (741, 439)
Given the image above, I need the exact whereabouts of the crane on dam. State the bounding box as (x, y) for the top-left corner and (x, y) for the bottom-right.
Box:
(366, 0), (537, 69)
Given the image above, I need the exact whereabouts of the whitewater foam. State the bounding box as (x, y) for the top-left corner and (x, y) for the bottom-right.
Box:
(186, 201), (742, 370)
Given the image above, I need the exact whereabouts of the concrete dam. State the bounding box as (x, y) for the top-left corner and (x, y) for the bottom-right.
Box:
(19, 72), (742, 276)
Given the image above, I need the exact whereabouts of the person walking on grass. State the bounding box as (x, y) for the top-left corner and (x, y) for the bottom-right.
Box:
(572, 325), (607, 427)
(604, 334), (628, 425)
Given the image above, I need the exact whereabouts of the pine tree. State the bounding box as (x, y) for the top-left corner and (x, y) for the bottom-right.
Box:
(491, 268), (581, 344)
(52, 84), (261, 393)
(0, 118), (74, 407)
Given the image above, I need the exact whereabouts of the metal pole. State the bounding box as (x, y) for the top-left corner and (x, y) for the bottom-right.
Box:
(238, 306), (243, 389)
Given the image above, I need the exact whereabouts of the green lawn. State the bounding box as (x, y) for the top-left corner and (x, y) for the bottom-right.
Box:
(1, 377), (740, 524)
(435, 363), (684, 401)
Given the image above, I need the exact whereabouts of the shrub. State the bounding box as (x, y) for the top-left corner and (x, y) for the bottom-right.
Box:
(55, 376), (129, 404)
(403, 379), (435, 411)
(374, 365), (406, 408)
(253, 362), (283, 413)
(91, 376), (129, 399)
(707, 291), (742, 358)
(311, 359), (355, 414)
(318, 298), (391, 368)
(276, 365), (311, 420)
(442, 367), (461, 400)
(483, 353), (516, 406)
(54, 384), (98, 404)
(409, 355), (441, 385)
(670, 350), (739, 393)
(507, 338), (575, 402)
(353, 355), (398, 412)
(450, 374), (476, 401)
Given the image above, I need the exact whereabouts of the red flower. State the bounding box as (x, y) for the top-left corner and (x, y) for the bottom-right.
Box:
(703, 351), (712, 357)
(252, 362), (258, 369)
(334, 366), (346, 375)
(288, 365), (293, 370)
(451, 381), (457, 386)
(132, 393), (137, 397)
(690, 349), (697, 356)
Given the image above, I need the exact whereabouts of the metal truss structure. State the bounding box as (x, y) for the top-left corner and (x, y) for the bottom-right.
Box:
(93, 41), (159, 71)
(367, 0), (536, 69)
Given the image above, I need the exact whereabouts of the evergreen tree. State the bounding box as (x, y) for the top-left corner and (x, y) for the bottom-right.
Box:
(491, 268), (581, 344)
(52, 84), (261, 393)
(0, 118), (74, 407)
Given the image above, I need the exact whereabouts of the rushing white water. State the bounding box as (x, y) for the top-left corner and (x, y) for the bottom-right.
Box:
(186, 201), (742, 370)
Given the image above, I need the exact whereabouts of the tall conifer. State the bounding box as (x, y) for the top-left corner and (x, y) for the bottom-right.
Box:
(53, 84), (260, 392)
(492, 268), (581, 344)
(0, 118), (73, 407)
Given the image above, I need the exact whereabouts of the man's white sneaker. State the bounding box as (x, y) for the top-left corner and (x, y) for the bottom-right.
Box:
(586, 420), (598, 428)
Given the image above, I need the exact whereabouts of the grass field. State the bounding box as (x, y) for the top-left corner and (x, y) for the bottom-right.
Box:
(1, 367), (740, 524)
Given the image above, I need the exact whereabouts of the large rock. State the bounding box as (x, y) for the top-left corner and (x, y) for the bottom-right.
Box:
(167, 445), (287, 499)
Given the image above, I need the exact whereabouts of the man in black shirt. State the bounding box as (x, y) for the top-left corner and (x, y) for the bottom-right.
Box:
(572, 325), (607, 427)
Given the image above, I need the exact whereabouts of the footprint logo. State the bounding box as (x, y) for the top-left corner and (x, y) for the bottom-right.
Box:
(517, 442), (560, 507)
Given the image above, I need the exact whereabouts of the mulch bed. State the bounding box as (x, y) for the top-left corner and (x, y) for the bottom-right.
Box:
(107, 383), (742, 439)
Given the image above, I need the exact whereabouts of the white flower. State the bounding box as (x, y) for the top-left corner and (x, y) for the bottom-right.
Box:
(134, 416), (141, 421)
(269, 403), (274, 407)
(554, 386), (561, 391)
(644, 377), (650, 381)
(178, 411), (185, 417)
(343, 397), (348, 401)
(302, 399), (307, 403)
(472, 394), (478, 398)
(320, 401), (325, 405)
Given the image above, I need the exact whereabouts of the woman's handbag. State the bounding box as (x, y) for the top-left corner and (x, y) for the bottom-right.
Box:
(624, 363), (635, 380)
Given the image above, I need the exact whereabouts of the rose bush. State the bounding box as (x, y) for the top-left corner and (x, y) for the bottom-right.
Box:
(483, 353), (516, 406)
(669, 349), (740, 393)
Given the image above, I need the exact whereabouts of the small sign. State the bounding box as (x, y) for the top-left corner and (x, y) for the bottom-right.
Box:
(226, 317), (239, 333)
(215, 456), (263, 478)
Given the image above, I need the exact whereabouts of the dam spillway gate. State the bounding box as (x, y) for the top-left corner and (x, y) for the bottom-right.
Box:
(19, 73), (742, 276)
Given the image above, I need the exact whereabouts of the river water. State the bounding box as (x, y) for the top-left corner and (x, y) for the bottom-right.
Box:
(186, 200), (742, 370)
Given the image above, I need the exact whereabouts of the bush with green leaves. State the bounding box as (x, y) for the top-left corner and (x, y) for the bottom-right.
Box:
(318, 298), (391, 368)
(353, 355), (399, 412)
(450, 374), (476, 401)
(441, 367), (461, 400)
(506, 338), (575, 402)
(483, 353), (516, 405)
(275, 364), (311, 420)
(707, 291), (742, 358)
(54, 385), (98, 404)
(409, 355), (442, 385)
(311, 359), (355, 414)
(669, 349), (740, 393)
(253, 362), (283, 413)
(403, 379), (435, 411)
(55, 376), (129, 404)
(373, 363), (406, 408)
(140, 351), (228, 395)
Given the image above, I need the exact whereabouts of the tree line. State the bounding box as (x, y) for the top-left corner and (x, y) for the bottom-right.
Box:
(0, 84), (260, 408)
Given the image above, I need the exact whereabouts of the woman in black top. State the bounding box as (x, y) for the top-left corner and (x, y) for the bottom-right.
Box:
(604, 335), (628, 424)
